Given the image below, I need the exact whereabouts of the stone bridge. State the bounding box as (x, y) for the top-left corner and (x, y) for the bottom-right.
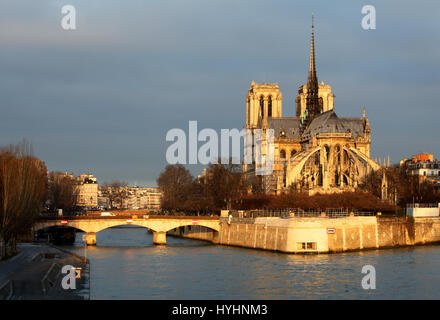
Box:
(34, 215), (220, 246)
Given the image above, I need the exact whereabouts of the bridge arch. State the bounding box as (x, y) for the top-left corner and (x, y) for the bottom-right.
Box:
(34, 221), (88, 233)
(34, 217), (220, 246)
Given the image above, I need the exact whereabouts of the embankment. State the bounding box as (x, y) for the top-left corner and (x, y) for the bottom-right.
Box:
(168, 216), (440, 253)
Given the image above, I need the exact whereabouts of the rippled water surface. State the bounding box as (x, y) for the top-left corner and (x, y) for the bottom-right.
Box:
(65, 226), (440, 299)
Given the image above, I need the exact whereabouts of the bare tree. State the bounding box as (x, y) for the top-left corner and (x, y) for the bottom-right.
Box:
(0, 142), (47, 258)
(48, 172), (76, 211)
(100, 181), (128, 209)
(204, 162), (248, 210)
(182, 180), (214, 215)
(156, 162), (248, 213)
(157, 164), (193, 211)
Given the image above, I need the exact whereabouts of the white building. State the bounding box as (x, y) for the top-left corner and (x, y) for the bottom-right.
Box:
(121, 187), (163, 210)
(406, 203), (440, 217)
(74, 174), (98, 208)
(409, 161), (440, 178)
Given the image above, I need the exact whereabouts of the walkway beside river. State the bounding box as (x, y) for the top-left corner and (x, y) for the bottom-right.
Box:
(0, 243), (89, 300)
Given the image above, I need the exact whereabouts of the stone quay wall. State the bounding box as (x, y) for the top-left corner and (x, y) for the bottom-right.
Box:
(169, 216), (440, 254)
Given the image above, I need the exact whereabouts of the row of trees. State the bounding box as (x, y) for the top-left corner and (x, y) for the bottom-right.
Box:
(0, 143), (47, 258)
(231, 191), (397, 212)
(157, 163), (248, 214)
(157, 164), (398, 214)
(359, 166), (440, 205)
(156, 163), (398, 214)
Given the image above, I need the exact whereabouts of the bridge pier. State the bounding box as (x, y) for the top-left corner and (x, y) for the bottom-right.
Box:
(153, 231), (166, 245)
(212, 231), (219, 244)
(85, 232), (96, 246)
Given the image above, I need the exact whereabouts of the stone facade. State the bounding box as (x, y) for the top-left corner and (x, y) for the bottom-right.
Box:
(243, 23), (380, 195)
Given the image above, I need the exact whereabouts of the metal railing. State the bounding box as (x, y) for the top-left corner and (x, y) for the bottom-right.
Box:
(227, 208), (377, 219)
(37, 214), (219, 220)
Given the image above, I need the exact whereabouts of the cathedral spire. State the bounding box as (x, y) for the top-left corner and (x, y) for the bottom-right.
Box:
(308, 13), (317, 86)
(301, 14), (322, 134)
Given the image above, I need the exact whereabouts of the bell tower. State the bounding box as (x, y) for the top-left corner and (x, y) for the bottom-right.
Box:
(246, 81), (282, 128)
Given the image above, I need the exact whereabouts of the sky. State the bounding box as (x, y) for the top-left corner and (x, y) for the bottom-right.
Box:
(0, 0), (439, 186)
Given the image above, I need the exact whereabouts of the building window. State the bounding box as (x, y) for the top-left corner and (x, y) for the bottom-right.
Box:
(280, 149), (286, 159)
(268, 96), (272, 117)
(247, 98), (250, 123)
(297, 242), (317, 251)
(325, 145), (330, 162)
(260, 96), (264, 118)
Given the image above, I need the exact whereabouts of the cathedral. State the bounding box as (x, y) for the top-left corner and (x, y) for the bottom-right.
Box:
(243, 21), (380, 195)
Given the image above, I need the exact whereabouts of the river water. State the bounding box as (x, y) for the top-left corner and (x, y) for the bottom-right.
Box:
(65, 226), (440, 300)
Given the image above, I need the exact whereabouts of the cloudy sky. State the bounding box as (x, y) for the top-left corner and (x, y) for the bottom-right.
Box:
(0, 0), (439, 186)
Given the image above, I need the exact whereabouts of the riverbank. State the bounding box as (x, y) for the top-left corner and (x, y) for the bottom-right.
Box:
(169, 216), (440, 254)
(0, 242), (89, 300)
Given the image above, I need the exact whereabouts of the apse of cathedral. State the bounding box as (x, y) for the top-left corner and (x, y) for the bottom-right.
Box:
(244, 21), (380, 195)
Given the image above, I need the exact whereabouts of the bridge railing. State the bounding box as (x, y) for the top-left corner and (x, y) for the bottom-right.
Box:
(227, 209), (378, 219)
(37, 214), (220, 220)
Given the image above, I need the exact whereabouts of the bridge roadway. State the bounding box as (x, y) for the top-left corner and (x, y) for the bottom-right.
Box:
(35, 215), (220, 245)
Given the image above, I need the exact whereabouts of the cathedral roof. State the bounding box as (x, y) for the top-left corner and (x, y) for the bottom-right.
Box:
(265, 111), (365, 140)
(304, 110), (365, 138)
(341, 118), (366, 138)
(267, 117), (301, 139)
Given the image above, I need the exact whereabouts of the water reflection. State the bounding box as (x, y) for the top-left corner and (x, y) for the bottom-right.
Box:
(65, 227), (440, 299)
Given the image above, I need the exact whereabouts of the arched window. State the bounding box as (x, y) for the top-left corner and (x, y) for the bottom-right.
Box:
(324, 145), (330, 162)
(280, 149), (286, 159)
(260, 96), (264, 118)
(268, 96), (272, 117)
(291, 150), (297, 158)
